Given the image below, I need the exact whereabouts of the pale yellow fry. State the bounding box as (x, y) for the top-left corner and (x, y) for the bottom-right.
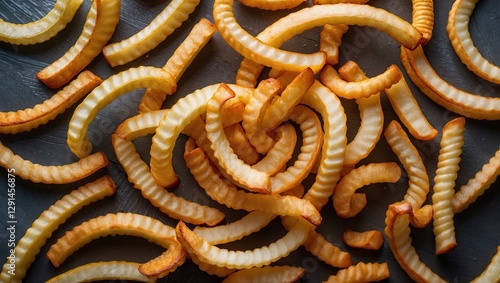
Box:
(0, 0), (83, 45)
(0, 176), (116, 283)
(188, 252), (236, 277)
(320, 24), (349, 66)
(333, 162), (401, 218)
(194, 211), (276, 245)
(242, 79), (281, 154)
(0, 71), (101, 134)
(184, 141), (321, 225)
(453, 146), (500, 213)
(175, 219), (312, 269)
(338, 61), (384, 166)
(384, 68), (438, 141)
(0, 141), (108, 184)
(149, 83), (253, 188)
(432, 117), (465, 255)
(222, 265), (306, 283)
(67, 66), (176, 158)
(45, 261), (156, 283)
(401, 46), (500, 120)
(36, 0), (120, 89)
(238, 0), (306, 10)
(411, 0), (434, 45)
(323, 262), (390, 283)
(304, 230), (353, 268)
(46, 212), (179, 268)
(139, 18), (217, 113)
(103, 0), (201, 67)
(112, 135), (225, 226)
(471, 246), (500, 283)
(447, 0), (500, 84)
(115, 110), (169, 141)
(225, 123), (260, 165)
(321, 64), (402, 99)
(385, 202), (446, 283)
(206, 84), (271, 193)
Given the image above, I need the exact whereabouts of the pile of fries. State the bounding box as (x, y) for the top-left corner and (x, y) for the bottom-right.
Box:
(0, 0), (499, 282)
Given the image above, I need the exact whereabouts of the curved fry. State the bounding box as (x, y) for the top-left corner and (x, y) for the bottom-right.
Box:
(323, 262), (390, 283)
(342, 229), (384, 250)
(471, 246), (500, 283)
(0, 0), (83, 45)
(0, 71), (101, 134)
(0, 176), (116, 283)
(36, 0), (120, 89)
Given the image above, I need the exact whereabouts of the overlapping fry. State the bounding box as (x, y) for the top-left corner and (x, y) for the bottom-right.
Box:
(67, 66), (176, 158)
(222, 265), (306, 283)
(0, 71), (101, 134)
(319, 24), (349, 66)
(45, 261), (156, 283)
(102, 0), (201, 67)
(342, 229), (384, 250)
(323, 262), (390, 283)
(36, 0), (120, 89)
(0, 176), (116, 283)
(0, 0), (83, 45)
(224, 123), (260, 165)
(333, 162), (401, 218)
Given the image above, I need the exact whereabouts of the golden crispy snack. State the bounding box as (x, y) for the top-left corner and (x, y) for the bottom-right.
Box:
(453, 146), (500, 213)
(323, 262), (390, 283)
(411, 0), (434, 45)
(0, 0), (83, 45)
(401, 46), (500, 120)
(238, 0), (305, 10)
(385, 202), (446, 283)
(0, 141), (108, 184)
(242, 78), (281, 154)
(184, 139), (322, 225)
(320, 24), (349, 66)
(139, 18), (217, 113)
(337, 61), (384, 166)
(188, 253), (236, 277)
(36, 0), (120, 89)
(321, 64), (402, 99)
(0, 71), (101, 134)
(67, 66), (176, 158)
(447, 0), (500, 84)
(111, 135), (225, 226)
(102, 0), (201, 67)
(45, 261), (156, 283)
(384, 67), (438, 140)
(262, 68), (315, 130)
(304, 230), (353, 268)
(46, 212), (184, 278)
(333, 162), (401, 218)
(224, 123), (260, 165)
(342, 229), (384, 250)
(0, 176), (116, 283)
(471, 246), (500, 283)
(222, 265), (306, 283)
(432, 117), (465, 254)
(206, 84), (271, 193)
(175, 219), (312, 269)
(149, 83), (254, 188)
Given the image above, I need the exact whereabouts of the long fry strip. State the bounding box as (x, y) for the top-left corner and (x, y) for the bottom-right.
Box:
(432, 117), (465, 254)
(0, 176), (116, 283)
(0, 71), (101, 134)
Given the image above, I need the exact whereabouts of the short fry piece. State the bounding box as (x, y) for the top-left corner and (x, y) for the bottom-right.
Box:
(323, 262), (390, 283)
(304, 230), (353, 268)
(432, 117), (465, 254)
(0, 176), (116, 283)
(342, 229), (384, 250)
(222, 265), (306, 283)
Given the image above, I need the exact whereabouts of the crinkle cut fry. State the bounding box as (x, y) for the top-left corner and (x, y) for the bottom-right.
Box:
(323, 262), (390, 283)
(471, 246), (500, 283)
(411, 0), (434, 45)
(0, 176), (116, 283)
(319, 23), (349, 66)
(222, 265), (306, 283)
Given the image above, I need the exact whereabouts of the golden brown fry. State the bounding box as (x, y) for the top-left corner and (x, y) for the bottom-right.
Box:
(323, 262), (389, 283)
(0, 71), (101, 134)
(304, 230), (353, 268)
(320, 24), (349, 66)
(321, 64), (402, 99)
(333, 162), (401, 218)
(36, 0), (120, 89)
(432, 117), (465, 255)
(411, 0), (434, 45)
(385, 202), (446, 283)
(342, 229), (384, 250)
(222, 265), (306, 283)
(0, 176), (116, 283)
(0, 142), (108, 184)
(224, 123), (260, 165)
(139, 18), (217, 113)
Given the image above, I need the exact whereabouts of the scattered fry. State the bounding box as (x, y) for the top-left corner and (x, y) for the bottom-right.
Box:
(342, 229), (384, 250)
(323, 262), (390, 283)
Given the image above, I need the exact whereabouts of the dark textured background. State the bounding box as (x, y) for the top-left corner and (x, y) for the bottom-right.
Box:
(0, 0), (499, 282)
